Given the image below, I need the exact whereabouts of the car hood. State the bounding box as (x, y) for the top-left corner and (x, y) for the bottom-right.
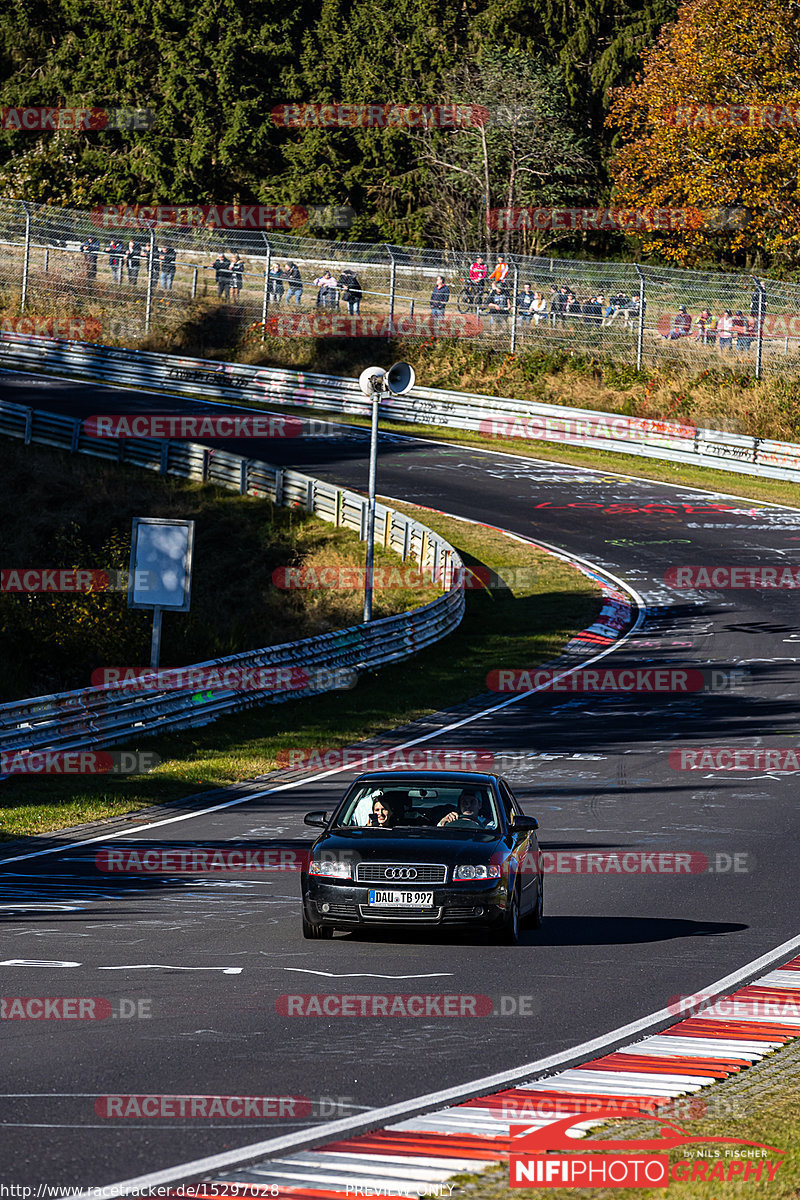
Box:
(311, 828), (506, 863)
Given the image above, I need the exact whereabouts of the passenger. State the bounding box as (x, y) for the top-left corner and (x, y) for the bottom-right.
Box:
(438, 789), (489, 827)
(371, 796), (397, 827)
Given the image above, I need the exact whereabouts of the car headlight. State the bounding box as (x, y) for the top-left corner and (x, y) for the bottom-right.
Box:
(453, 864), (501, 880)
(308, 859), (352, 879)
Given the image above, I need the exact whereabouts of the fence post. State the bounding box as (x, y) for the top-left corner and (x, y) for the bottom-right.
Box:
(509, 261), (519, 354)
(20, 201), (31, 313)
(635, 265), (645, 371)
(260, 234), (272, 342)
(755, 282), (765, 381)
(144, 227), (155, 334)
(191, 265), (198, 300)
(386, 245), (396, 338)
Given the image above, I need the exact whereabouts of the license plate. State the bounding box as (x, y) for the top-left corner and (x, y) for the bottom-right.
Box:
(368, 889), (434, 907)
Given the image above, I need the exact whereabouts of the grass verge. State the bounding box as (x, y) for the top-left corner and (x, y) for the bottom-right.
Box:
(0, 507), (602, 842)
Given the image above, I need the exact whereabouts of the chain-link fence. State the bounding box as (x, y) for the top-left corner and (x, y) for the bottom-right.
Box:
(2, 197), (800, 377)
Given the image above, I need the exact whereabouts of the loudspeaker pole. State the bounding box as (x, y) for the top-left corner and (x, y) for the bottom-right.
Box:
(357, 362), (416, 623)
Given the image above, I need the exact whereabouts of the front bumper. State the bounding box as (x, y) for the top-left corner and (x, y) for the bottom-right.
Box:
(302, 877), (510, 929)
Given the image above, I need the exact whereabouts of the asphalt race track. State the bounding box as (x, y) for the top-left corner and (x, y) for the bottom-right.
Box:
(1, 368), (799, 1188)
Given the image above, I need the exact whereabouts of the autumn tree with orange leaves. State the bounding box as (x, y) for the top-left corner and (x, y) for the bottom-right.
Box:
(607, 0), (800, 265)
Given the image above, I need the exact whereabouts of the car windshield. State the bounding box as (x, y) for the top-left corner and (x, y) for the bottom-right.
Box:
(334, 783), (499, 831)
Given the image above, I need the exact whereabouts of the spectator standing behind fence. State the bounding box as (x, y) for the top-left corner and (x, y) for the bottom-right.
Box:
(732, 310), (750, 350)
(549, 284), (566, 325)
(212, 251), (231, 299)
(531, 290), (547, 325)
(230, 253), (244, 300)
(314, 271), (338, 307)
(80, 235), (99, 282)
(159, 245), (176, 291)
(125, 239), (140, 286)
(339, 268), (362, 315)
(285, 261), (303, 305)
(430, 275), (450, 331)
(693, 306), (715, 344)
(517, 283), (535, 324)
(583, 295), (603, 326)
(269, 262), (285, 303)
(470, 256), (488, 285)
(489, 256), (510, 292)
(717, 309), (734, 350)
(107, 237), (124, 284)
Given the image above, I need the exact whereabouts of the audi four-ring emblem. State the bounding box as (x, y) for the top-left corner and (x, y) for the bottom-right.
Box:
(384, 867), (418, 880)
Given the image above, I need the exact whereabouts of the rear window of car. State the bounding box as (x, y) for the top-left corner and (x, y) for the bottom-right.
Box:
(334, 783), (499, 830)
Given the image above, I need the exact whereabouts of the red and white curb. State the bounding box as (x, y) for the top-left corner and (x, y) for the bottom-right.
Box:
(181, 955), (800, 1197)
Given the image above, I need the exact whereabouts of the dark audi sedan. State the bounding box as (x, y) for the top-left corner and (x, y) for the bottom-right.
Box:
(300, 770), (543, 943)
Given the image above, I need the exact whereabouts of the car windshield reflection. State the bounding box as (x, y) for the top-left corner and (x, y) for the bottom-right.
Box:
(334, 783), (500, 831)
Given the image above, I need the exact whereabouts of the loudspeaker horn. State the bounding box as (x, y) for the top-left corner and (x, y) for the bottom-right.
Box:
(386, 361), (416, 395)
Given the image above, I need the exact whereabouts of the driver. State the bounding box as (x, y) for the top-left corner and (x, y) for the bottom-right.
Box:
(438, 789), (489, 827)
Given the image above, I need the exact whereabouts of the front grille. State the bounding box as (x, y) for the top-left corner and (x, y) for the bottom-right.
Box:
(355, 862), (447, 884)
(443, 905), (483, 918)
(359, 905), (443, 921)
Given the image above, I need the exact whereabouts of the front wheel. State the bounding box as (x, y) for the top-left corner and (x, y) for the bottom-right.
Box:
(525, 875), (544, 930)
(457, 286), (478, 314)
(302, 911), (333, 939)
(493, 886), (521, 945)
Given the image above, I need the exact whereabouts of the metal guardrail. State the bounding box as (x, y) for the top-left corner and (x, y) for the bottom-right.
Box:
(0, 394), (465, 763)
(4, 333), (800, 482)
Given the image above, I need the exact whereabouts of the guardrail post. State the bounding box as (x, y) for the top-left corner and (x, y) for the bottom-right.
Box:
(20, 201), (31, 313)
(260, 235), (272, 342)
(191, 266), (198, 300)
(306, 479), (314, 512)
(70, 420), (80, 453)
(160, 442), (169, 474)
(509, 261), (519, 354)
(387, 246), (396, 339)
(144, 227), (155, 334)
(240, 459), (249, 494)
(44, 247), (49, 274)
(634, 265), (645, 372)
(24, 408), (32, 446)
(275, 468), (284, 505)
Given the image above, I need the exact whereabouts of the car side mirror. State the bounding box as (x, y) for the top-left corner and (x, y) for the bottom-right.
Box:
(304, 811), (329, 828)
(513, 815), (539, 832)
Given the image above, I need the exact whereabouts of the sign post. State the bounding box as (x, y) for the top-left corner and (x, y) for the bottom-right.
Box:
(127, 518), (195, 670)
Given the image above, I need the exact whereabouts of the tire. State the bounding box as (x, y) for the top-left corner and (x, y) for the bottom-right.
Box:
(526, 875), (544, 930)
(456, 287), (474, 315)
(493, 885), (521, 945)
(302, 911), (333, 939)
